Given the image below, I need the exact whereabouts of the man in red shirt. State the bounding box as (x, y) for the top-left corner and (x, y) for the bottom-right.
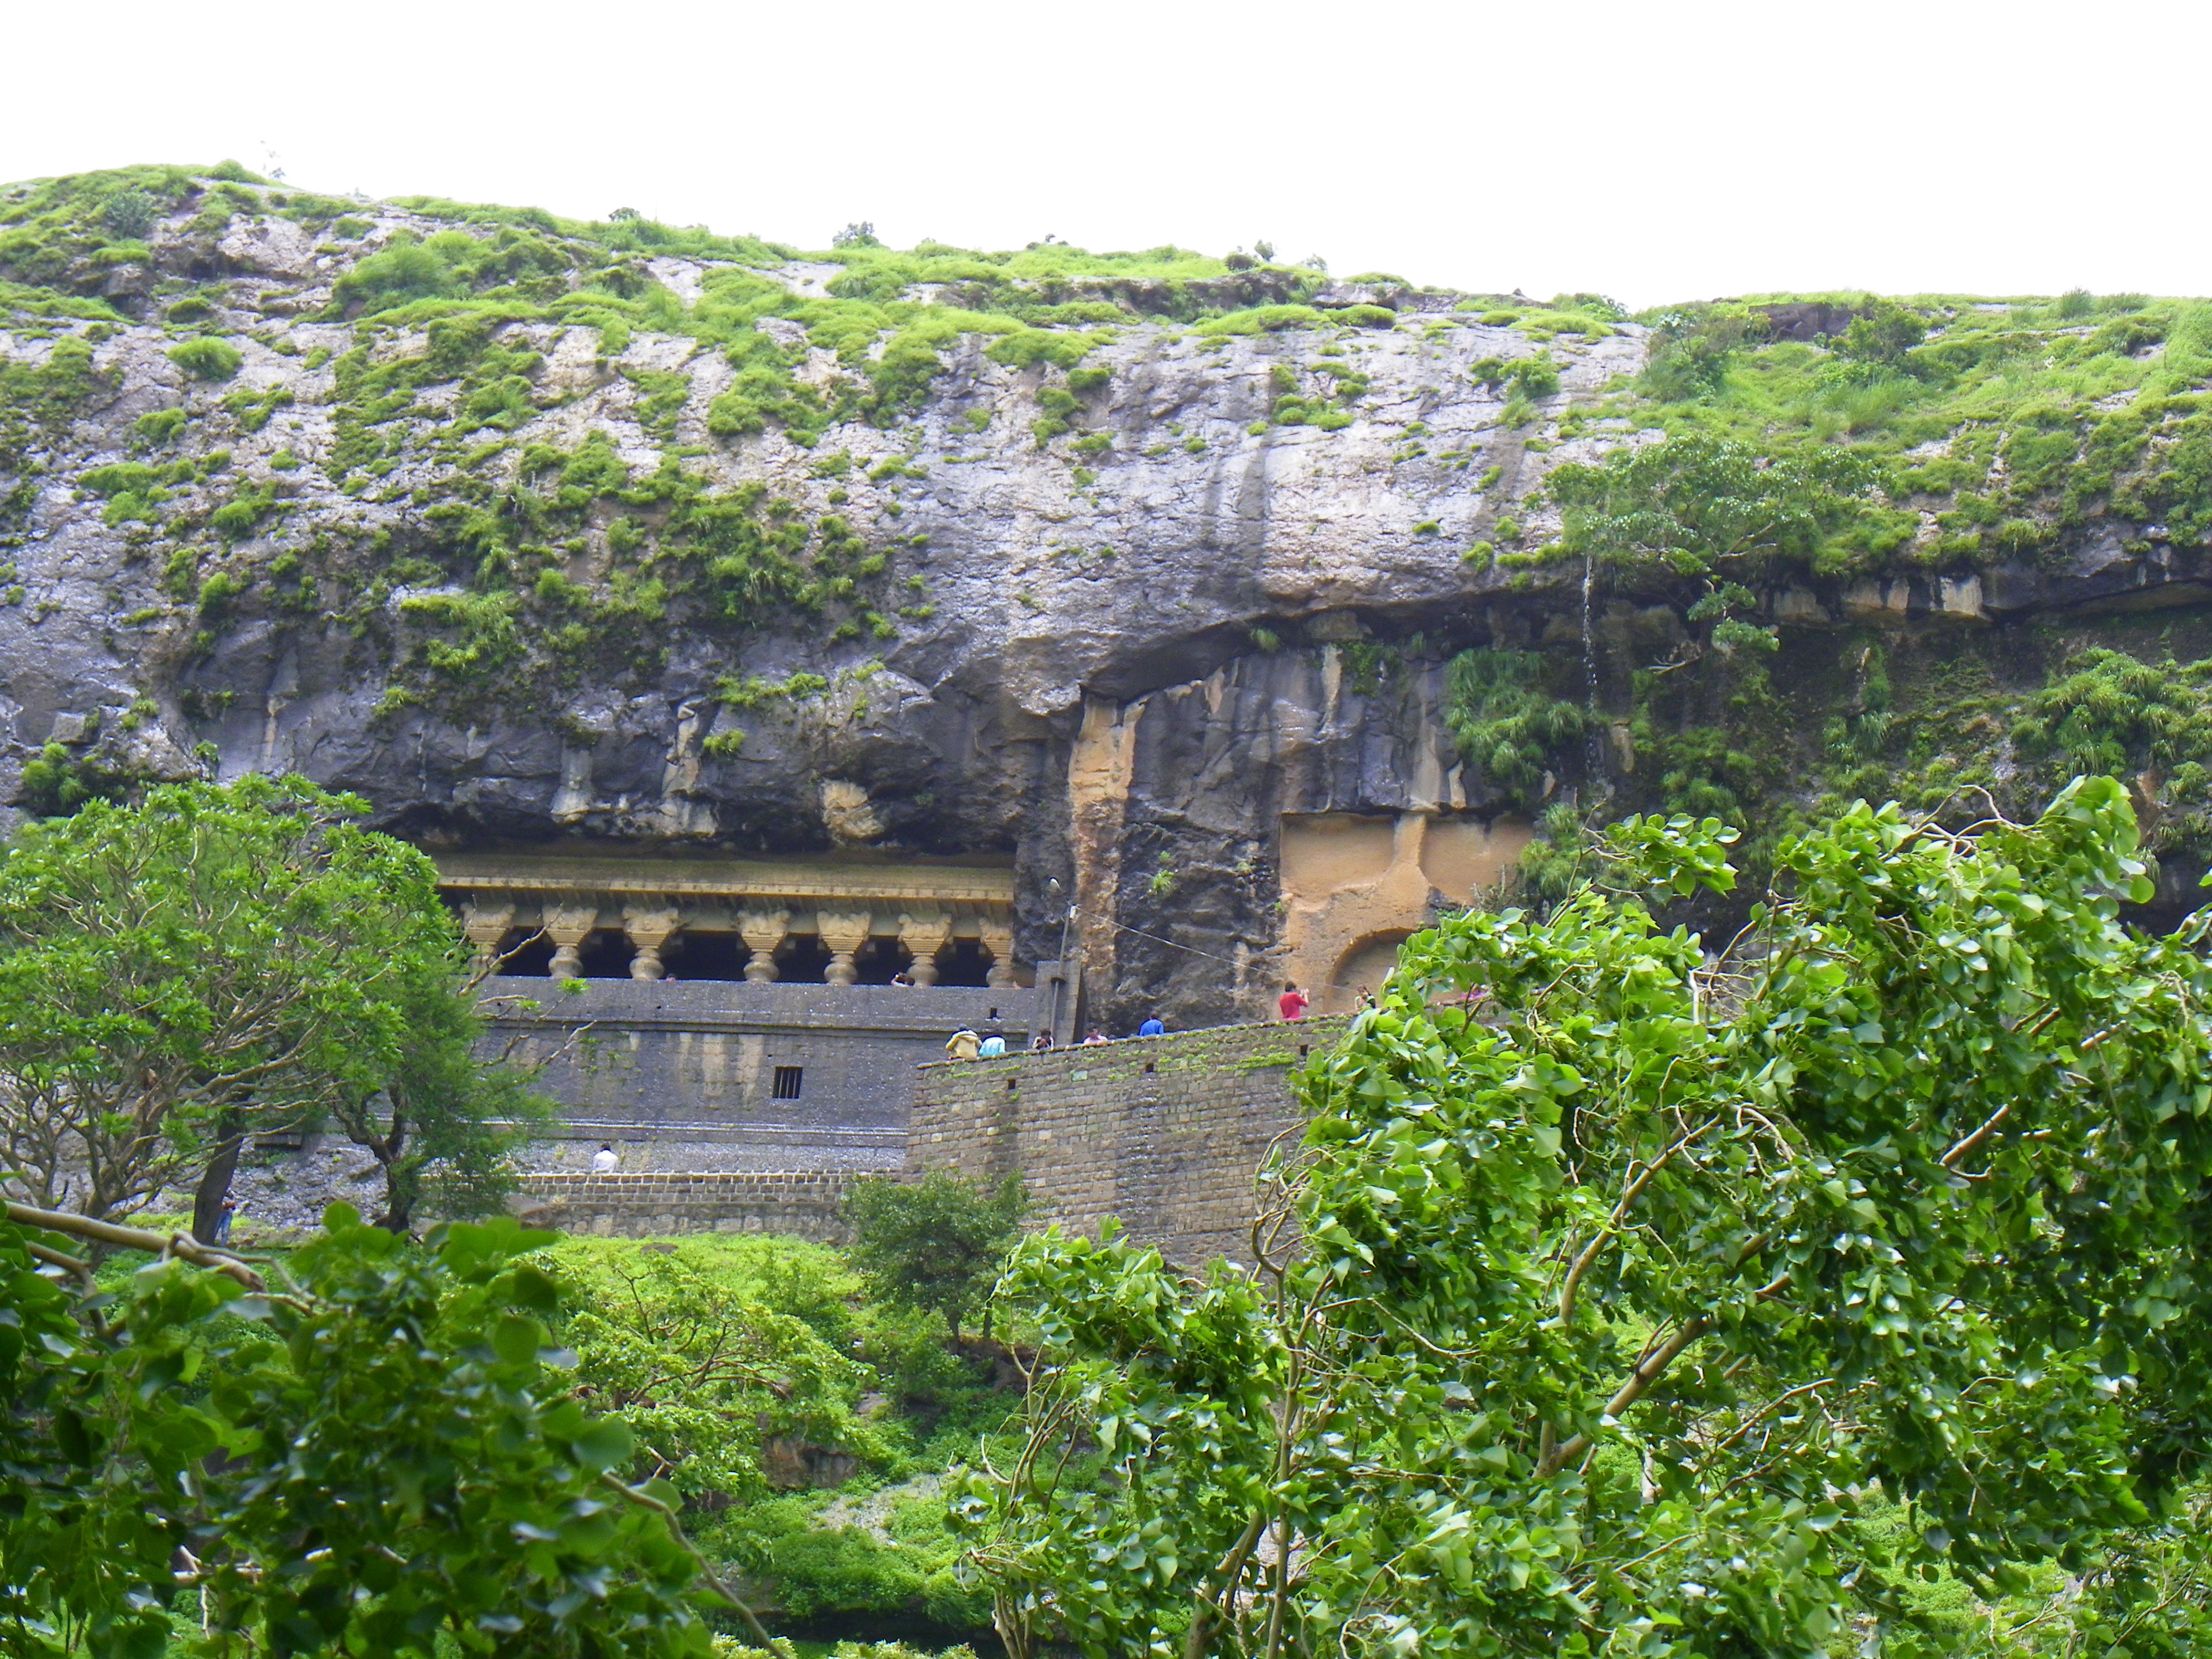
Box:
(1277, 980), (1309, 1021)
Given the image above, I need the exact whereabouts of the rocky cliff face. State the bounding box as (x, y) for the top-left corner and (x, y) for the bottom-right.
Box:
(7, 166), (2212, 1030)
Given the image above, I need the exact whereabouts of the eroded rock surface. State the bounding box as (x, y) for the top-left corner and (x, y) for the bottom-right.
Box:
(8, 177), (2212, 1028)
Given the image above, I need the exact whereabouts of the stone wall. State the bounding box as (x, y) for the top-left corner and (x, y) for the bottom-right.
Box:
(480, 977), (1039, 1155)
(508, 1171), (854, 1241)
(218, 1134), (878, 1239)
(907, 1016), (1348, 1265)
(222, 1006), (1340, 1253)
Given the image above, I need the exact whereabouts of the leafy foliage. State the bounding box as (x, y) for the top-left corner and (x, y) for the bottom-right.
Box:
(330, 961), (555, 1232)
(538, 1234), (1014, 1635)
(714, 1644), (971, 1659)
(714, 1491), (986, 1630)
(545, 1236), (883, 1502)
(1547, 434), (1886, 577)
(1507, 801), (1594, 909)
(14, 740), (133, 818)
(2012, 646), (2212, 852)
(0, 777), (534, 1223)
(844, 1171), (1029, 1343)
(1635, 305), (1770, 401)
(964, 780), (2212, 1658)
(1835, 300), (1928, 366)
(0, 1203), (729, 1657)
(1443, 648), (1593, 808)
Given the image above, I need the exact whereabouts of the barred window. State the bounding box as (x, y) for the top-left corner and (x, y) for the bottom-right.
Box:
(771, 1066), (804, 1100)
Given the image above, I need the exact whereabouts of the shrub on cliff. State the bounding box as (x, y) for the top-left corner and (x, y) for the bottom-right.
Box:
(964, 780), (2212, 1658)
(1443, 646), (1593, 809)
(166, 334), (243, 380)
(98, 186), (154, 239)
(14, 739), (132, 818)
(1547, 432), (1887, 578)
(332, 234), (459, 314)
(1837, 299), (1928, 366)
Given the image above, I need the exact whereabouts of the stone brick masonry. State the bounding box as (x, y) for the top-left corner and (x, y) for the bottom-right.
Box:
(509, 1170), (856, 1241)
(232, 1017), (1344, 1257)
(906, 1015), (1351, 1264)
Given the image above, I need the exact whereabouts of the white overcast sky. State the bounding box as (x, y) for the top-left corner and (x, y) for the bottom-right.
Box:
(3, 0), (2202, 309)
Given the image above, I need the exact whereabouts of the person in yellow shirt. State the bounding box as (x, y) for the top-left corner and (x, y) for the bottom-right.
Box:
(945, 1027), (980, 1061)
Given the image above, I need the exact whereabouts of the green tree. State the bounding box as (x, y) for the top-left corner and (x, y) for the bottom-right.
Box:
(545, 1238), (884, 1501)
(0, 776), (531, 1225)
(328, 964), (555, 1233)
(844, 1171), (1028, 1344)
(0, 1201), (781, 1657)
(961, 779), (2212, 1658)
(1547, 434), (1882, 577)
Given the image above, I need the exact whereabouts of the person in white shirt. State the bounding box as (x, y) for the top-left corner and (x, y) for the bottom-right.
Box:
(591, 1143), (619, 1172)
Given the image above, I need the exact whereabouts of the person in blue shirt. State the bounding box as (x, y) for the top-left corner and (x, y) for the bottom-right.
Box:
(978, 1022), (1008, 1058)
(1138, 1015), (1166, 1037)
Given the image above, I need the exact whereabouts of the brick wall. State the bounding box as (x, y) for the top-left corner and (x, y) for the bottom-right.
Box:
(907, 1016), (1348, 1265)
(509, 1170), (855, 1241)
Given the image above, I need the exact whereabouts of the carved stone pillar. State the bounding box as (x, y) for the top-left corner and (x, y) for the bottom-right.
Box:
(816, 911), (873, 987)
(738, 910), (789, 983)
(543, 903), (600, 981)
(898, 911), (953, 986)
(460, 899), (514, 970)
(978, 916), (1017, 988)
(624, 906), (680, 982)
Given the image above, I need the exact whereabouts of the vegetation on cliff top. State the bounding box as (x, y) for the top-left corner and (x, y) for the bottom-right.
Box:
(1523, 289), (2212, 586)
(1439, 289), (2212, 890)
(0, 164), (1393, 717)
(11, 164), (2212, 887)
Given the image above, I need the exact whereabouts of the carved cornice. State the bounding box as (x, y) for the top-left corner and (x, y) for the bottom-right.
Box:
(432, 853), (1014, 911)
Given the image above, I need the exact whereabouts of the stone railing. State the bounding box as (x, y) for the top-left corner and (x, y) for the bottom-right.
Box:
(509, 1170), (855, 1241)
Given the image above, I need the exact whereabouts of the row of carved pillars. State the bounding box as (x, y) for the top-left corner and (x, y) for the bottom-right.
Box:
(461, 902), (1015, 987)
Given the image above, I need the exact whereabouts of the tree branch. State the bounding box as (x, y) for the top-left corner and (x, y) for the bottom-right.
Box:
(3, 1201), (263, 1289)
(599, 1473), (792, 1657)
(1540, 1234), (1792, 1478)
(1558, 1116), (1719, 1325)
(23, 1238), (90, 1283)
(1540, 1317), (1710, 1477)
(1186, 1507), (1270, 1659)
(1942, 1104), (2010, 1170)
